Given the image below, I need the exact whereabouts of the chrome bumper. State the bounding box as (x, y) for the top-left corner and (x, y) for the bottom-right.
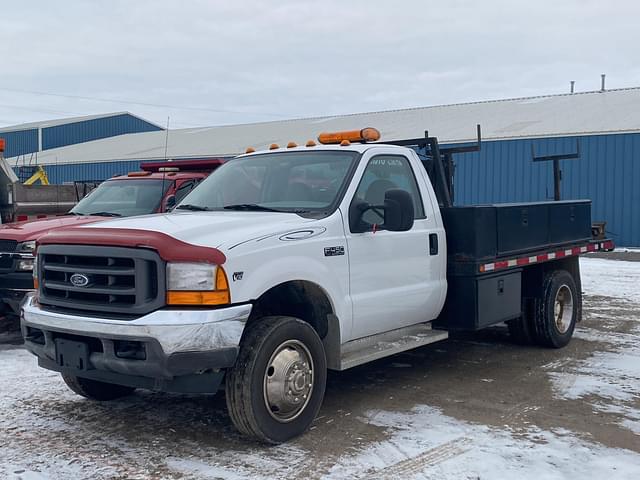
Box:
(21, 294), (252, 391)
(21, 294), (251, 355)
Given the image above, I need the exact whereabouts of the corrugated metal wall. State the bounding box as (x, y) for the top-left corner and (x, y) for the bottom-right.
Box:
(0, 129), (38, 158)
(42, 160), (142, 183)
(42, 114), (162, 150)
(1, 114), (162, 160)
(453, 133), (640, 246)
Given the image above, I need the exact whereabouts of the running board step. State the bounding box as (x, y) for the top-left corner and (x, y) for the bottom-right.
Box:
(338, 322), (448, 370)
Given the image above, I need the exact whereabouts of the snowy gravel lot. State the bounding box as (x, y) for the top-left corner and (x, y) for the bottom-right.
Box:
(1, 255), (639, 479)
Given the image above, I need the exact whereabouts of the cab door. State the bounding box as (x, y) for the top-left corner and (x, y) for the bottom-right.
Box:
(343, 152), (444, 340)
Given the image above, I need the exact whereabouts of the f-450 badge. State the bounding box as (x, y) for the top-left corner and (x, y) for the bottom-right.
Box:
(324, 246), (345, 257)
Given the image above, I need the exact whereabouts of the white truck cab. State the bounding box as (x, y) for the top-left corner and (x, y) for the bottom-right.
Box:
(22, 128), (611, 443)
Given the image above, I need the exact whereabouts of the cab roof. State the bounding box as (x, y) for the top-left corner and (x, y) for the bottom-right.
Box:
(237, 142), (409, 158)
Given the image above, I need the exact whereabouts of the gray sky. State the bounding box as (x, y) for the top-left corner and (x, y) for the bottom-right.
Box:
(1, 0), (638, 129)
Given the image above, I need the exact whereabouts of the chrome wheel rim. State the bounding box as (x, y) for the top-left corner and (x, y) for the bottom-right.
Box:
(263, 339), (314, 423)
(554, 285), (574, 334)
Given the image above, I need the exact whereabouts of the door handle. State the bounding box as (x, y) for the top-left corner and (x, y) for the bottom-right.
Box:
(429, 233), (439, 255)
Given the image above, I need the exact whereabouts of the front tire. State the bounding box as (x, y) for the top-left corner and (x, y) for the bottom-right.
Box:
(225, 316), (327, 444)
(533, 270), (579, 348)
(62, 374), (135, 401)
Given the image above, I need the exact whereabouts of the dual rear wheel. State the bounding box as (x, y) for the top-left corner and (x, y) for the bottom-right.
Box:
(507, 269), (579, 348)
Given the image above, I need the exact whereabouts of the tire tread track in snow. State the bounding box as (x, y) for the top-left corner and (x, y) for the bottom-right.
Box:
(361, 437), (472, 479)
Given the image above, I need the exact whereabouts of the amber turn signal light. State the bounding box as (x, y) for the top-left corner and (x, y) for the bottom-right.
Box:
(166, 290), (230, 305)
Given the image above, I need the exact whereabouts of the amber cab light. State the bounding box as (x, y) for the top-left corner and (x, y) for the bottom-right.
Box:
(317, 127), (381, 145)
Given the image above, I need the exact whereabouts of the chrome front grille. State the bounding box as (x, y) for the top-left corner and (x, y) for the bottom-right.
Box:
(38, 245), (165, 317)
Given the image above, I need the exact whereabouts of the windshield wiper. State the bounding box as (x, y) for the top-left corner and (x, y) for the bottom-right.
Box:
(87, 211), (122, 217)
(176, 204), (210, 211)
(223, 204), (285, 212)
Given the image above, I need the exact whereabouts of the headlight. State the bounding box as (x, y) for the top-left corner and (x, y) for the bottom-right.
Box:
(17, 259), (34, 271)
(16, 241), (36, 253)
(166, 262), (230, 306)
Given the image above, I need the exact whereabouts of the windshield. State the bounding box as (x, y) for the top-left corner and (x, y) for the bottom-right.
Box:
(177, 151), (358, 214)
(71, 179), (171, 217)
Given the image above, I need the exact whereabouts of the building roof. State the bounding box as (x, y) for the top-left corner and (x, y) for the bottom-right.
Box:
(8, 87), (640, 166)
(0, 112), (163, 133)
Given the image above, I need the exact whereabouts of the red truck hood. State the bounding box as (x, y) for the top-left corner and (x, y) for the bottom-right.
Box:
(0, 216), (102, 242)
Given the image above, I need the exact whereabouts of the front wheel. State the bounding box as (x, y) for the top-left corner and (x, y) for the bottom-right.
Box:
(225, 316), (327, 444)
(533, 269), (579, 348)
(62, 374), (135, 400)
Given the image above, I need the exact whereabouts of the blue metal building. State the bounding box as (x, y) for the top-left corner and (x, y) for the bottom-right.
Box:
(6, 89), (640, 246)
(0, 112), (163, 159)
(452, 133), (640, 246)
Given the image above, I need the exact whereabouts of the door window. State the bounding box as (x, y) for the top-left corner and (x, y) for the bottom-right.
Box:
(174, 179), (201, 204)
(351, 155), (425, 227)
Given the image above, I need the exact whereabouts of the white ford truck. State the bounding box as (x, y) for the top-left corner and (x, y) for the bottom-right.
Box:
(22, 127), (613, 443)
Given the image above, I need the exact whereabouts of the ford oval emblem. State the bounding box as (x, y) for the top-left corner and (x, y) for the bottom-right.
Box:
(70, 273), (90, 287)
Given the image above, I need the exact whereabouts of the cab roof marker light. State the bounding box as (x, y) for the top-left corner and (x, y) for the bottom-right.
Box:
(246, 147), (256, 153)
(340, 140), (351, 146)
(286, 142), (297, 148)
(306, 140), (316, 147)
(127, 171), (152, 177)
(269, 143), (279, 150)
(317, 127), (381, 145)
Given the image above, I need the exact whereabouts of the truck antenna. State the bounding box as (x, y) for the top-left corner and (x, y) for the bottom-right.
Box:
(161, 116), (170, 212)
(163, 116), (170, 161)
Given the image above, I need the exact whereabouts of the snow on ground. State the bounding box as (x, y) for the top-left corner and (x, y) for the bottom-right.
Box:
(326, 406), (640, 479)
(580, 257), (640, 303)
(544, 257), (640, 438)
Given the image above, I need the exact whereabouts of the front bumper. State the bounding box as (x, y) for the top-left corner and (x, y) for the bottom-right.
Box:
(21, 294), (252, 393)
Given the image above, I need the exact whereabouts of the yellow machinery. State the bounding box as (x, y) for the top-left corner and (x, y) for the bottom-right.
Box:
(23, 165), (50, 186)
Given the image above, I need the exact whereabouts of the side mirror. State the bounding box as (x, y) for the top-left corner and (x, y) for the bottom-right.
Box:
(349, 189), (414, 233)
(164, 195), (176, 212)
(382, 189), (414, 231)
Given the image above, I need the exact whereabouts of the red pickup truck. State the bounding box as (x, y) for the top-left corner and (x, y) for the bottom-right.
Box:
(0, 158), (224, 321)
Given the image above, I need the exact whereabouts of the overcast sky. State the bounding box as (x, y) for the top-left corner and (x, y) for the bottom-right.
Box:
(1, 0), (638, 129)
